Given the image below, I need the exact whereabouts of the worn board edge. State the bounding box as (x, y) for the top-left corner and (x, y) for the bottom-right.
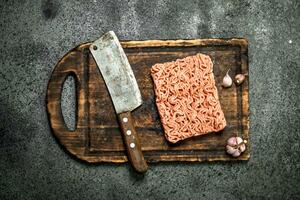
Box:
(47, 38), (250, 163)
(79, 38), (248, 51)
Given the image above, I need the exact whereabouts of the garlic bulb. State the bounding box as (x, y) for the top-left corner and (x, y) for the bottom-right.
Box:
(235, 74), (246, 85)
(226, 136), (247, 157)
(222, 69), (232, 88)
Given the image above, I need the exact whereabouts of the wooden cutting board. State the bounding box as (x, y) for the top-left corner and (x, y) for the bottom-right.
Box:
(46, 38), (249, 163)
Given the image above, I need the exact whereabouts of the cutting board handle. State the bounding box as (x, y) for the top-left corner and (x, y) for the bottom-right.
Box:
(47, 48), (89, 150)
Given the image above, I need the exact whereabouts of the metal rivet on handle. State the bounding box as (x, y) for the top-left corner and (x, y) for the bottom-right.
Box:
(126, 130), (132, 136)
(93, 45), (98, 50)
(123, 117), (128, 123)
(130, 143), (135, 148)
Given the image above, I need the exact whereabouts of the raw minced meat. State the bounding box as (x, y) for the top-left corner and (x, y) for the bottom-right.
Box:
(151, 54), (226, 143)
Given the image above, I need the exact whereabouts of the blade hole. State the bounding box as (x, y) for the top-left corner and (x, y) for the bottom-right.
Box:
(61, 74), (77, 131)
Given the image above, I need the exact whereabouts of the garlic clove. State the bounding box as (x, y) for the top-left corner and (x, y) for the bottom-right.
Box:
(239, 143), (246, 153)
(227, 137), (237, 146)
(236, 137), (243, 145)
(222, 70), (232, 88)
(226, 145), (237, 154)
(232, 150), (241, 157)
(235, 74), (246, 85)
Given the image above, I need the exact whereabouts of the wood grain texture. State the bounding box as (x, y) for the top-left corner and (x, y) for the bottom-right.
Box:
(46, 38), (250, 163)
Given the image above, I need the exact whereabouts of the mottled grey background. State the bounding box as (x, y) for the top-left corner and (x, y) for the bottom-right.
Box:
(0, 0), (299, 199)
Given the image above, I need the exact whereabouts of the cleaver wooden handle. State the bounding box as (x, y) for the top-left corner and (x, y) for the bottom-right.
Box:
(118, 112), (148, 173)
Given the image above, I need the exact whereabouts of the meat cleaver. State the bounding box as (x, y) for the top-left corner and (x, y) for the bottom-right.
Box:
(89, 31), (148, 173)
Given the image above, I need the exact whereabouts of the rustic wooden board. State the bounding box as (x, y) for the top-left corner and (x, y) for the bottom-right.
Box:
(46, 38), (249, 163)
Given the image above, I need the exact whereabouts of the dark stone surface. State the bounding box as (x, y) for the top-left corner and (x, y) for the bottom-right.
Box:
(0, 0), (299, 199)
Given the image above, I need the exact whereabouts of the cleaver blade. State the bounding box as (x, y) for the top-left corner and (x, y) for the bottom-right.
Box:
(89, 31), (142, 114)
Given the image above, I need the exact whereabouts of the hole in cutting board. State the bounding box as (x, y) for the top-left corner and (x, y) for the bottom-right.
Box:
(61, 75), (77, 131)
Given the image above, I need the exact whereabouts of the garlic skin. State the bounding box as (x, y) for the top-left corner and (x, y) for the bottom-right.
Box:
(232, 150), (241, 157)
(239, 143), (246, 153)
(235, 74), (246, 85)
(226, 145), (237, 154)
(222, 70), (232, 88)
(226, 136), (247, 157)
(227, 137), (238, 146)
